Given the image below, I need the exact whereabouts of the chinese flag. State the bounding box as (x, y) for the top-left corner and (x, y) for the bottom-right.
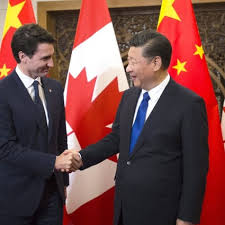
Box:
(0, 0), (35, 79)
(157, 0), (225, 224)
(63, 0), (128, 224)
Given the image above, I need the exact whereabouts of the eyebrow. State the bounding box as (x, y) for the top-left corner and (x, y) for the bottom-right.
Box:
(41, 55), (52, 60)
(127, 57), (136, 61)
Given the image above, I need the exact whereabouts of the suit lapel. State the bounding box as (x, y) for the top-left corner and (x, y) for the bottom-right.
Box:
(12, 72), (43, 129)
(129, 79), (176, 158)
(123, 88), (141, 157)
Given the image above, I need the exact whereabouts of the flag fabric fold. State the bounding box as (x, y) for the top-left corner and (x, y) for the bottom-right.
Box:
(0, 0), (35, 79)
(157, 0), (225, 224)
(63, 0), (128, 224)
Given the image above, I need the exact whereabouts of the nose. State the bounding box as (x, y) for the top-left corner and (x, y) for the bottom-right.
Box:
(126, 63), (132, 73)
(48, 58), (54, 68)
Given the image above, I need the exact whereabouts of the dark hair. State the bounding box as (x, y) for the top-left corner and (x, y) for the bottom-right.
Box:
(129, 30), (172, 70)
(11, 23), (55, 63)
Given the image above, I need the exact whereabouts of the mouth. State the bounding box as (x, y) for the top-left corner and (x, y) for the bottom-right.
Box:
(42, 68), (49, 74)
(130, 75), (137, 81)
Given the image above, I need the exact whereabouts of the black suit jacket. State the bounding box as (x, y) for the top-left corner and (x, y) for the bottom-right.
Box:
(80, 78), (209, 225)
(0, 71), (68, 216)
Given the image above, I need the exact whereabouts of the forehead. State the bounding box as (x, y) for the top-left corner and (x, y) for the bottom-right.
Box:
(128, 46), (144, 59)
(34, 43), (54, 56)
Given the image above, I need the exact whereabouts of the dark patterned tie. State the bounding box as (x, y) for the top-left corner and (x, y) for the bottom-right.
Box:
(129, 92), (150, 153)
(32, 80), (48, 129)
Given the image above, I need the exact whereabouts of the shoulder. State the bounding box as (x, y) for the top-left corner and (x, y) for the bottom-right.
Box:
(41, 77), (64, 92)
(0, 70), (16, 85)
(166, 79), (206, 116)
(0, 71), (17, 94)
(123, 86), (140, 98)
(168, 78), (204, 102)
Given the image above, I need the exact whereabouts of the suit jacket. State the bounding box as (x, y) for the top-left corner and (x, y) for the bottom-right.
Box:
(0, 71), (68, 216)
(80, 78), (209, 225)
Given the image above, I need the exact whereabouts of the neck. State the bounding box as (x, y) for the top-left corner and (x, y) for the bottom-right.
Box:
(144, 70), (168, 91)
(17, 64), (37, 79)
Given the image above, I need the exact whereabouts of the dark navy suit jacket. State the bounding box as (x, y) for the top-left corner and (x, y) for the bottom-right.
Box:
(80, 78), (209, 225)
(0, 71), (68, 216)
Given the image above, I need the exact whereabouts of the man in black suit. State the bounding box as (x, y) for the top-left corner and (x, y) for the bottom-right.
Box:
(0, 24), (77, 225)
(73, 30), (209, 225)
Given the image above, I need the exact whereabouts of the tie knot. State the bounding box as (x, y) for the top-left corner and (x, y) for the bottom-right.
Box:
(33, 80), (39, 88)
(143, 92), (150, 102)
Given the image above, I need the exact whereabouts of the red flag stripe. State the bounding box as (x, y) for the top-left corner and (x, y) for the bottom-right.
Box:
(73, 0), (111, 48)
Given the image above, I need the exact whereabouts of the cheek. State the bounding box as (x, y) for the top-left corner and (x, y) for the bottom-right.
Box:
(136, 67), (145, 79)
(36, 63), (47, 69)
(133, 66), (140, 74)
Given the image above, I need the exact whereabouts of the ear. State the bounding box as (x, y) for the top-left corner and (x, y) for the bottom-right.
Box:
(18, 51), (28, 63)
(152, 56), (162, 71)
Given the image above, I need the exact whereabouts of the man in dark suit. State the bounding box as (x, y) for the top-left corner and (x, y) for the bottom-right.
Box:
(73, 30), (209, 225)
(0, 24), (77, 225)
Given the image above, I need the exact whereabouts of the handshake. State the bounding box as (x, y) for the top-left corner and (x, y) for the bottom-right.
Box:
(55, 149), (83, 173)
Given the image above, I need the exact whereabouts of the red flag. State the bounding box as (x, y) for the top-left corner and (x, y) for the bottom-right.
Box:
(221, 100), (225, 150)
(63, 0), (128, 224)
(0, 0), (35, 79)
(157, 0), (225, 224)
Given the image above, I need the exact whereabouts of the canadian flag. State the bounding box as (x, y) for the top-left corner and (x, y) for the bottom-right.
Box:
(63, 0), (128, 224)
(221, 100), (225, 150)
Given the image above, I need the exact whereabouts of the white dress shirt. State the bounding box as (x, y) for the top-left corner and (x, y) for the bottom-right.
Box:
(16, 65), (49, 126)
(133, 74), (170, 124)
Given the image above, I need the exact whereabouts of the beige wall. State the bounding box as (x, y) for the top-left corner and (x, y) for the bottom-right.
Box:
(0, 0), (62, 47)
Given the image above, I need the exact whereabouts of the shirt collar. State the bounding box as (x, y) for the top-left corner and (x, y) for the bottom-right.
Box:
(16, 65), (42, 89)
(141, 74), (170, 100)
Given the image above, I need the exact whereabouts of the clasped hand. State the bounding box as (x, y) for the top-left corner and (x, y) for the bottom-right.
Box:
(55, 149), (82, 173)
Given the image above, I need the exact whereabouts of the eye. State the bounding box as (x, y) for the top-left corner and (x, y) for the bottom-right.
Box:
(42, 56), (51, 61)
(128, 59), (137, 66)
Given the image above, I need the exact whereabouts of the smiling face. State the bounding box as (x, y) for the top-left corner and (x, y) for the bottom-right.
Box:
(126, 46), (162, 90)
(19, 43), (54, 79)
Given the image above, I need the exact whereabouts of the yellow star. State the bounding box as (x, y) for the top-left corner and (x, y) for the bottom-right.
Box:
(157, 0), (181, 28)
(172, 59), (187, 75)
(193, 44), (204, 59)
(2, 1), (26, 39)
(0, 64), (11, 78)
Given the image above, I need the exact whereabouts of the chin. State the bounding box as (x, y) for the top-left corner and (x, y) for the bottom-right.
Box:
(40, 73), (48, 77)
(133, 81), (141, 88)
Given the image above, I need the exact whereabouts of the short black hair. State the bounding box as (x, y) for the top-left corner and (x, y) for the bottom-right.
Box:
(129, 30), (172, 70)
(11, 23), (55, 63)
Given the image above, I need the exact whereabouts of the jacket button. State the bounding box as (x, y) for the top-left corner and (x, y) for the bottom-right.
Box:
(127, 161), (131, 165)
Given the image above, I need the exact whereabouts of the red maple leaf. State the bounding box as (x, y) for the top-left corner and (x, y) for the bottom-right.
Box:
(66, 68), (97, 135)
(66, 67), (123, 163)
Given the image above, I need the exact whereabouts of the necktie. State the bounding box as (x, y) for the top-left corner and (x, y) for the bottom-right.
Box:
(129, 92), (150, 153)
(32, 80), (47, 129)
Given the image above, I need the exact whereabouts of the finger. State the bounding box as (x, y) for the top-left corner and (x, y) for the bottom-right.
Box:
(70, 159), (82, 171)
(63, 149), (75, 155)
(65, 168), (71, 173)
(72, 157), (82, 170)
(74, 153), (81, 161)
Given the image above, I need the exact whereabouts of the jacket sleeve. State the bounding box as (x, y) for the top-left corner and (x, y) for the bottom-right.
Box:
(0, 86), (56, 179)
(177, 97), (209, 224)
